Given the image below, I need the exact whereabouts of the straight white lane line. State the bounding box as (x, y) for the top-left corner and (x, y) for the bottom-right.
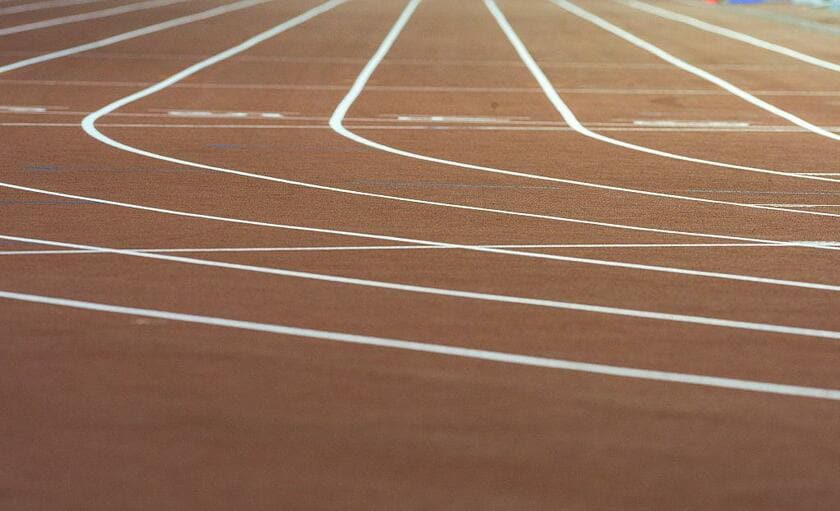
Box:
(619, 0), (839, 73)
(0, 0), (191, 37)
(7, 177), (840, 287)
(3, 289), (840, 401)
(0, 0), (274, 74)
(548, 0), (840, 141)
(5, 241), (839, 256)
(483, 0), (840, 187)
(4, 233), (840, 338)
(0, 0), (105, 16)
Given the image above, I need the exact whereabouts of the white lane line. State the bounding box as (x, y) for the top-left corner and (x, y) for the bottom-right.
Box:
(620, 0), (840, 73)
(3, 77), (840, 97)
(6, 180), (840, 293)
(0, 0), (274, 74)
(4, 233), (840, 338)
(0, 0), (105, 16)
(483, 0), (840, 190)
(3, 289), (840, 401)
(5, 241), (839, 256)
(0, 0), (192, 37)
(5, 121), (840, 134)
(548, 0), (839, 142)
(632, 120), (751, 128)
(751, 204), (840, 208)
(327, 0), (840, 229)
(62, 4), (840, 255)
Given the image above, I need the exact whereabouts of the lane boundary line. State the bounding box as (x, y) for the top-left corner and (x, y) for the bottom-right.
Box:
(0, 0), (275, 74)
(547, 0), (839, 141)
(619, 0), (839, 73)
(0, 0), (191, 37)
(2, 289), (840, 401)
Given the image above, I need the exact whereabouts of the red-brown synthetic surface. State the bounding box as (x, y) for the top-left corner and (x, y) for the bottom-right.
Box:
(1, 0), (839, 509)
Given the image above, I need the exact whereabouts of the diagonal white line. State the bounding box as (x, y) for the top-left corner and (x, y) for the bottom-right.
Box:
(0, 0), (191, 37)
(2, 289), (840, 401)
(548, 0), (839, 141)
(0, 0), (275, 74)
(619, 0), (839, 73)
(3, 233), (840, 336)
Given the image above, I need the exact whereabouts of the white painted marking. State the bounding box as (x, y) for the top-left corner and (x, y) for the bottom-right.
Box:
(0, 0), (191, 37)
(632, 120), (751, 128)
(0, 0), (106, 16)
(3, 241), (840, 257)
(57, 5), (840, 274)
(4, 233), (840, 337)
(483, 0), (840, 192)
(0, 105), (47, 112)
(321, 0), (840, 232)
(3, 77), (840, 97)
(0, 0), (273, 74)
(167, 110), (249, 118)
(620, 0), (840, 73)
(3, 121), (840, 134)
(2, 289), (840, 401)
(395, 114), (514, 123)
(548, 0), (840, 141)
(55, 0), (839, 285)
(751, 204), (840, 208)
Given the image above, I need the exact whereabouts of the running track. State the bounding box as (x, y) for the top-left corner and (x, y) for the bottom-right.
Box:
(1, 0), (839, 508)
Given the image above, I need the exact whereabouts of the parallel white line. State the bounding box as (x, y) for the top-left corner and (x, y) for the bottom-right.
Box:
(330, 0), (840, 229)
(7, 121), (840, 134)
(751, 204), (840, 208)
(615, 0), (840, 72)
(548, 0), (839, 141)
(620, 0), (839, 73)
(5, 182), (840, 292)
(5, 241), (839, 257)
(0, 0), (105, 16)
(0, 0), (191, 37)
(4, 0), (826, 266)
(0, 0), (274, 74)
(3, 289), (840, 401)
(4, 233), (840, 337)
(63, 3), (840, 261)
(482, 0), (840, 191)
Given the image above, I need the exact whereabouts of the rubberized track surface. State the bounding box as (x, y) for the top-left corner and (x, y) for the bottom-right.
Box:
(1, 0), (839, 508)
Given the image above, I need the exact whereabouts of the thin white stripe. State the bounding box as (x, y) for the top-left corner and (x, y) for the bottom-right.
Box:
(0, 0), (106, 16)
(0, 0), (191, 37)
(5, 241), (839, 257)
(0, 0), (274, 74)
(620, 0), (840, 73)
(3, 233), (840, 338)
(2, 289), (840, 400)
(548, 0), (839, 141)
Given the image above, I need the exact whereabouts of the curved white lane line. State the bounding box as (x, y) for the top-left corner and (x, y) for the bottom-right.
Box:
(4, 233), (840, 338)
(72, 3), (840, 233)
(0, 0), (105, 16)
(547, 0), (839, 141)
(1, 0), (832, 295)
(3, 289), (840, 401)
(482, 0), (840, 184)
(619, 0), (839, 73)
(6, 181), (840, 291)
(328, 0), (840, 227)
(0, 0), (191, 37)
(64, 2), (840, 259)
(0, 0), (274, 74)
